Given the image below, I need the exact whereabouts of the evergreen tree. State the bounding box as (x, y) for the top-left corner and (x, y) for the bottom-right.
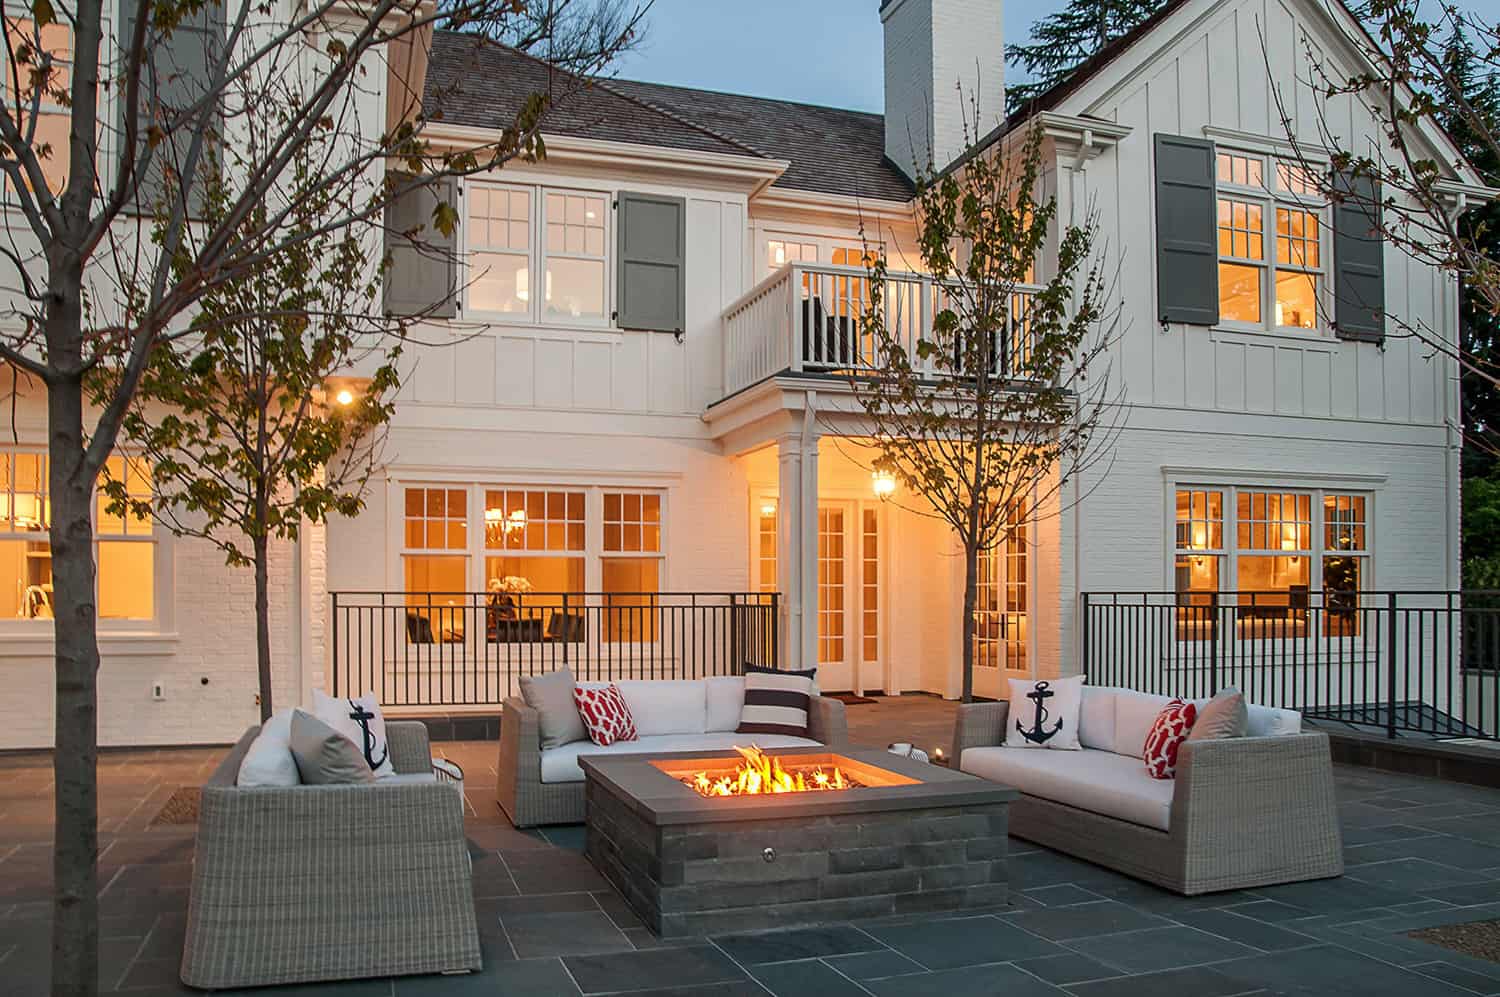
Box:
(1006, 0), (1167, 114)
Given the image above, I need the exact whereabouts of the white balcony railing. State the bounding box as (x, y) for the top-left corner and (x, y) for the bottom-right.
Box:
(720, 262), (1041, 401)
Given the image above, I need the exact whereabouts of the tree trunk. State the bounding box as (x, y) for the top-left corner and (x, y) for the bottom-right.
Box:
(961, 539), (979, 703)
(253, 527), (273, 722)
(48, 379), (101, 997)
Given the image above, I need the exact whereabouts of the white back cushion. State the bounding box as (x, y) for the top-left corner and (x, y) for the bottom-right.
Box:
(704, 676), (746, 732)
(540, 731), (817, 783)
(1112, 689), (1173, 758)
(615, 680), (707, 736)
(1078, 687), (1116, 750)
(1246, 704), (1302, 736)
(236, 709), (299, 787)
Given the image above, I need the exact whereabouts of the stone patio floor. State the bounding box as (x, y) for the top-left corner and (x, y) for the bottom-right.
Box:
(8, 696), (1500, 994)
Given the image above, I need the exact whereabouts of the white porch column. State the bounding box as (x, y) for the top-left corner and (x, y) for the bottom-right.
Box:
(775, 429), (820, 671)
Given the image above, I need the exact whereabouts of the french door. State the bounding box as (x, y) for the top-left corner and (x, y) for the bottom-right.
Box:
(972, 500), (1031, 700)
(815, 502), (883, 694)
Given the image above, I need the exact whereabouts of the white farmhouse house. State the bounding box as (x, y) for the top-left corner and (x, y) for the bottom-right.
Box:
(0, 0), (1490, 749)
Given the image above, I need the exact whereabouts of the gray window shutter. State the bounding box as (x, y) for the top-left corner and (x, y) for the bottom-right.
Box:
(384, 176), (459, 320)
(1154, 134), (1220, 325)
(119, 0), (224, 217)
(616, 192), (686, 333)
(1332, 170), (1385, 343)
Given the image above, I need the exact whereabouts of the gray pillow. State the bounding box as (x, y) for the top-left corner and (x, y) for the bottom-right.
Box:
(519, 668), (586, 749)
(1189, 687), (1248, 741)
(289, 710), (378, 785)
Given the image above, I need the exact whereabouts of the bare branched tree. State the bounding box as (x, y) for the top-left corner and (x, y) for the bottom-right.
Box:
(1265, 1), (1498, 454)
(0, 1), (645, 993)
(847, 124), (1123, 703)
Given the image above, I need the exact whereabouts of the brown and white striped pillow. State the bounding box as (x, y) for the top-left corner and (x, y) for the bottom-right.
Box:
(736, 666), (817, 737)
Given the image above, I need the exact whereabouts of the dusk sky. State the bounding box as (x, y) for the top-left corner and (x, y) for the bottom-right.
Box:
(612, 0), (1489, 113)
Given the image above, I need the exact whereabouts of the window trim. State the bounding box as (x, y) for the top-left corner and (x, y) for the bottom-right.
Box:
(462, 179), (613, 329)
(1213, 146), (1333, 338)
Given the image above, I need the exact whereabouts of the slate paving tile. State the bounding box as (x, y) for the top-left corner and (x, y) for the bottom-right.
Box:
(864, 914), (1062, 970)
(821, 949), (927, 981)
(1346, 857), (1483, 892)
(1008, 900), (1172, 941)
(502, 851), (611, 895)
(1413, 961), (1500, 996)
(1247, 876), (1414, 914)
(1210, 943), (1478, 996)
(714, 924), (885, 964)
(501, 910), (632, 959)
(1021, 884), (1111, 908)
(1339, 824), (1436, 847)
(749, 958), (871, 996)
(1427, 881), (1500, 907)
(1294, 919), (1465, 968)
(592, 889), (646, 931)
(404, 957), (580, 997)
(1063, 965), (1261, 997)
(1013, 952), (1124, 986)
(1065, 925), (1260, 975)
(542, 825), (588, 852)
(564, 944), (748, 994)
(864, 961), (1068, 996)
(1347, 836), (1500, 871)
(489, 891), (601, 916)
(1164, 908), (1320, 951)
(627, 984), (771, 997)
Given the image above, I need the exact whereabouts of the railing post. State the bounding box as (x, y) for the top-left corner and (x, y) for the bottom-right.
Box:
(789, 265), (803, 374)
(1387, 591), (1399, 740)
(330, 592), (341, 697)
(1080, 592), (1090, 682)
(561, 592), (570, 667)
(1209, 590), (1220, 697)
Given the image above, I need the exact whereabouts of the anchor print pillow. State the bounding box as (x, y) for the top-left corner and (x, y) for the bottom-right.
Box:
(311, 689), (396, 778)
(1143, 699), (1198, 779)
(1004, 676), (1084, 750)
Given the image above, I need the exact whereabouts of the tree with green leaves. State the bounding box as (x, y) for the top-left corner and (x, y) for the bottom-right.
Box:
(849, 124), (1120, 702)
(1006, 0), (1166, 114)
(0, 1), (644, 992)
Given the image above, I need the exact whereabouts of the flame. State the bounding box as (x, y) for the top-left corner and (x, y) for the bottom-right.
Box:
(681, 745), (861, 797)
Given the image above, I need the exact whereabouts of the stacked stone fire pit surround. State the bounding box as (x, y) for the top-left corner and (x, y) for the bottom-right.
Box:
(581, 746), (1016, 936)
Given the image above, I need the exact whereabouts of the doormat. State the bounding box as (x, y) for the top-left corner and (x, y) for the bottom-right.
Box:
(151, 787), (201, 827)
(827, 693), (878, 706)
(1409, 920), (1500, 963)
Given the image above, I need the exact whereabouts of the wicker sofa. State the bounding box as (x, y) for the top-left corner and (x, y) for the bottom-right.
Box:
(952, 686), (1343, 895)
(498, 676), (849, 826)
(181, 721), (481, 990)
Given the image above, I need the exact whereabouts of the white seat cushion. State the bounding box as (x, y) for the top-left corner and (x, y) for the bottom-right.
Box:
(1078, 687), (1116, 750)
(705, 676), (746, 732)
(540, 732), (819, 784)
(960, 746), (1175, 831)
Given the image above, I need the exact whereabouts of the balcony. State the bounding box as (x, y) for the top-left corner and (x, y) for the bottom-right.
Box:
(720, 262), (1042, 402)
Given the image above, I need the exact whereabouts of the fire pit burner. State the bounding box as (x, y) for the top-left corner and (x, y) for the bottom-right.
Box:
(676, 745), (863, 796)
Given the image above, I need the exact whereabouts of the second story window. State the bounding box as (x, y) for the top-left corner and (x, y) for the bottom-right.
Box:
(1216, 150), (1327, 334)
(466, 181), (609, 326)
(4, 17), (74, 194)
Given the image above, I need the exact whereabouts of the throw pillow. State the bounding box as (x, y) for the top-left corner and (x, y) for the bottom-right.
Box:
(1004, 676), (1084, 750)
(737, 665), (817, 738)
(1189, 687), (1248, 742)
(1144, 699), (1198, 779)
(312, 689), (395, 778)
(236, 709), (299, 787)
(289, 710), (378, 785)
(520, 668), (587, 749)
(574, 684), (639, 746)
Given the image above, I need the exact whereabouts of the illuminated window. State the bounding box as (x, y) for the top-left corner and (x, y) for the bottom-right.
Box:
(601, 492), (663, 640)
(402, 487), (469, 640)
(817, 506), (845, 663)
(975, 500), (1028, 670)
(757, 504), (777, 594)
(96, 456), (154, 620)
(467, 185), (531, 314)
(482, 490), (586, 622)
(861, 508), (879, 663)
(1323, 494), (1368, 636)
(767, 239), (816, 270)
(544, 191), (607, 321)
(1216, 150), (1327, 332)
(3, 19), (74, 194)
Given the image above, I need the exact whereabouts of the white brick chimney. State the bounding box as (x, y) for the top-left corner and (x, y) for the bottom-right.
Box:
(882, 0), (1005, 179)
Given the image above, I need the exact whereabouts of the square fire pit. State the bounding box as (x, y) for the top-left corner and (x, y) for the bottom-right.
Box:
(581, 746), (1017, 936)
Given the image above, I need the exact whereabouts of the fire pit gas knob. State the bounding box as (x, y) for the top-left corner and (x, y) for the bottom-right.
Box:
(762, 847), (777, 863)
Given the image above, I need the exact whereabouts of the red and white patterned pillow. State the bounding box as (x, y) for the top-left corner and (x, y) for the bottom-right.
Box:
(574, 684), (638, 746)
(1143, 699), (1198, 779)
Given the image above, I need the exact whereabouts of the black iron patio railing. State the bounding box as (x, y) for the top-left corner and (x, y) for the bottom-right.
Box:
(331, 591), (778, 708)
(1081, 591), (1500, 740)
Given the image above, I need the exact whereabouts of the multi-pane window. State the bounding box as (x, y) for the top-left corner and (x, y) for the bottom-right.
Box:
(544, 192), (607, 320)
(1215, 150), (1328, 332)
(861, 508), (879, 663)
(402, 487), (469, 639)
(482, 489), (585, 596)
(467, 185), (531, 314)
(757, 504), (777, 594)
(466, 182), (608, 324)
(974, 500), (1028, 670)
(1171, 486), (1371, 639)
(1, 449), (157, 624)
(817, 506), (845, 663)
(4, 19), (73, 193)
(767, 239), (816, 270)
(601, 491), (662, 640)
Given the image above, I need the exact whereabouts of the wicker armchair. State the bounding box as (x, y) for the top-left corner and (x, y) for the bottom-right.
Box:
(181, 721), (481, 990)
(953, 701), (1344, 895)
(498, 692), (849, 827)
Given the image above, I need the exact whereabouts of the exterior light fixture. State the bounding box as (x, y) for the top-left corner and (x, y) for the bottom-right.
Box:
(760, 500), (777, 517)
(334, 388), (355, 407)
(872, 470), (897, 498)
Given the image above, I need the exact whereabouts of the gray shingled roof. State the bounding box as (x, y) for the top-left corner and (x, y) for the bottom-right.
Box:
(423, 31), (915, 203)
